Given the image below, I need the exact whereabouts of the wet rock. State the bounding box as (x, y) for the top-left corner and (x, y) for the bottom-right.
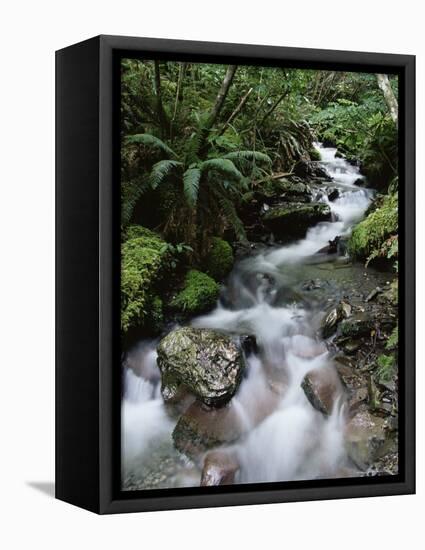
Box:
(316, 236), (341, 255)
(321, 300), (351, 338)
(254, 178), (312, 205)
(365, 287), (383, 302)
(157, 327), (245, 407)
(327, 188), (340, 201)
(240, 334), (258, 356)
(335, 359), (368, 413)
(334, 336), (361, 355)
(201, 450), (239, 486)
(353, 177), (366, 186)
(262, 202), (331, 240)
(278, 179), (312, 202)
(338, 313), (374, 339)
(293, 159), (331, 181)
(173, 400), (246, 459)
(301, 366), (344, 415)
(302, 279), (323, 291)
(345, 410), (390, 471)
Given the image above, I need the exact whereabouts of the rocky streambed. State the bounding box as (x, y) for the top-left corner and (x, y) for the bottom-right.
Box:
(121, 144), (398, 490)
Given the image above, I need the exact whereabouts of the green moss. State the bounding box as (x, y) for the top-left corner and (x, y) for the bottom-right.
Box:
(170, 270), (220, 315)
(309, 148), (321, 161)
(149, 295), (164, 333)
(376, 353), (396, 383)
(203, 237), (234, 281)
(121, 225), (168, 333)
(349, 193), (398, 261)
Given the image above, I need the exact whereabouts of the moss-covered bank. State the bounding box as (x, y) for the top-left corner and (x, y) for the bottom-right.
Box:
(349, 193), (398, 264)
(121, 225), (168, 333)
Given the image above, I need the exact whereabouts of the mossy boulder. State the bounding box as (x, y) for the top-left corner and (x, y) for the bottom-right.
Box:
(157, 327), (245, 407)
(349, 193), (398, 261)
(338, 313), (374, 339)
(121, 225), (168, 334)
(262, 202), (331, 239)
(256, 178), (312, 203)
(203, 237), (234, 281)
(309, 148), (322, 162)
(170, 270), (219, 316)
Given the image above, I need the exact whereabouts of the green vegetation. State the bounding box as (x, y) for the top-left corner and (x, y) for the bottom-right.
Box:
(349, 193), (398, 266)
(121, 226), (168, 333)
(310, 73), (398, 189)
(170, 270), (220, 315)
(120, 59), (399, 337)
(203, 237), (234, 281)
(376, 325), (398, 383)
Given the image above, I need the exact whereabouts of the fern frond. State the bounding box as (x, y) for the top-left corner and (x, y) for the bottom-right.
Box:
(148, 160), (182, 189)
(184, 130), (204, 165)
(121, 178), (150, 227)
(200, 158), (243, 181)
(224, 150), (272, 165)
(217, 195), (248, 244)
(183, 168), (202, 206)
(125, 133), (176, 158)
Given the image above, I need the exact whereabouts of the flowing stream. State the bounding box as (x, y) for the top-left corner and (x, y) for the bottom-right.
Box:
(122, 144), (377, 489)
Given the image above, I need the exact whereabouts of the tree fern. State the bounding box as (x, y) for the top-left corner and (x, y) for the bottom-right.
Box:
(183, 168), (202, 206)
(148, 160), (182, 189)
(125, 133), (176, 158)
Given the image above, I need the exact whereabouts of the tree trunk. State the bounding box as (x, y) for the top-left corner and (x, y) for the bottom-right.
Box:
(170, 62), (187, 141)
(376, 74), (398, 126)
(207, 65), (238, 129)
(153, 60), (169, 138)
(198, 65), (238, 157)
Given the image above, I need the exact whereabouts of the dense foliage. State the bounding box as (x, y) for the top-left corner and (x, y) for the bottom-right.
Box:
(310, 72), (398, 189)
(120, 59), (399, 337)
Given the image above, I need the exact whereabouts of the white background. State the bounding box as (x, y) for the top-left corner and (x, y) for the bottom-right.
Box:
(0, 1), (422, 548)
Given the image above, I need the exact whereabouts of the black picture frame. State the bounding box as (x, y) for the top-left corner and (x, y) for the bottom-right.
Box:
(56, 35), (415, 514)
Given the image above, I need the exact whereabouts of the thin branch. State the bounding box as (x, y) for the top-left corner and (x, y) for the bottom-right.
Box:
(218, 87), (253, 136)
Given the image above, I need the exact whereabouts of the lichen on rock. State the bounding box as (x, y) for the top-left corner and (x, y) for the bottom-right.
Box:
(157, 327), (245, 407)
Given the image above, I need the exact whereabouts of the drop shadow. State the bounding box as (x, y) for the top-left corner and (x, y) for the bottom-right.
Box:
(27, 481), (55, 498)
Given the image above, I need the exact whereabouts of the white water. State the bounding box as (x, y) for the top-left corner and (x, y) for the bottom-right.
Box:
(122, 144), (373, 487)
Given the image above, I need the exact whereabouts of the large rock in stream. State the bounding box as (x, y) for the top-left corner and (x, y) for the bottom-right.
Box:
(262, 202), (331, 239)
(173, 400), (246, 458)
(157, 327), (245, 407)
(301, 365), (344, 415)
(201, 450), (240, 486)
(345, 409), (395, 472)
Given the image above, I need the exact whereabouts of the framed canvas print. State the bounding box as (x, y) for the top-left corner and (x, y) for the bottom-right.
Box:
(56, 35), (415, 514)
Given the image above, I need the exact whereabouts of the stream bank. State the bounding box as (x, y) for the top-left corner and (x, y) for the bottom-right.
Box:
(122, 144), (398, 490)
